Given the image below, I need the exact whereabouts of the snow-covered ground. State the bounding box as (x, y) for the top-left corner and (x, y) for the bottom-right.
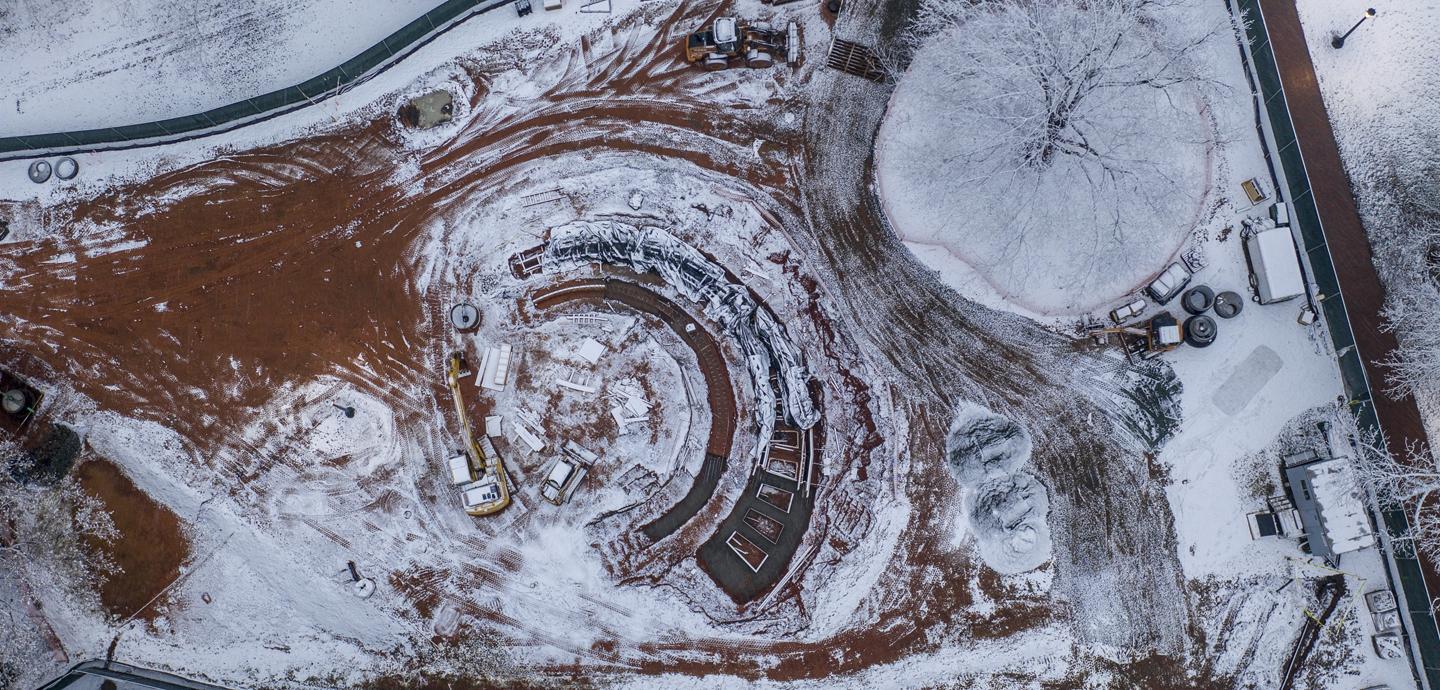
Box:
(873, 0), (1218, 320)
(1292, 0), (1440, 436)
(0, 0), (1429, 686)
(0, 0), (435, 135)
(0, 0), (650, 206)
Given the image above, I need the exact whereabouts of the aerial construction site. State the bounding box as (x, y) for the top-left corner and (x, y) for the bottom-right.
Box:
(2, 0), (1438, 689)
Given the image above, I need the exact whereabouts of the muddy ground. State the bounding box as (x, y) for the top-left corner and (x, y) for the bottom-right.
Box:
(75, 457), (190, 622)
(0, 0), (1221, 684)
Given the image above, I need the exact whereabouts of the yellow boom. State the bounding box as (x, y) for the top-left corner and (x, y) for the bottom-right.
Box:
(448, 352), (511, 516)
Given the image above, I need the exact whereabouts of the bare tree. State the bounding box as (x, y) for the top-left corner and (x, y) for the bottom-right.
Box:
(0, 443), (118, 604)
(1351, 421), (1440, 566)
(1378, 154), (1440, 403)
(906, 0), (1226, 176)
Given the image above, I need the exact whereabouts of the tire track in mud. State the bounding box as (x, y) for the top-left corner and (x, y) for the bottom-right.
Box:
(0, 0), (984, 682)
(780, 0), (1196, 675)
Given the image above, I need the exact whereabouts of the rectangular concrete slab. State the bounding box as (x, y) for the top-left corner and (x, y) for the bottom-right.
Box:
(1212, 344), (1284, 416)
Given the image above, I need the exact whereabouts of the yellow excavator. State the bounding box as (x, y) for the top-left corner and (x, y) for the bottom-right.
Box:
(447, 351), (511, 516)
(683, 17), (799, 70)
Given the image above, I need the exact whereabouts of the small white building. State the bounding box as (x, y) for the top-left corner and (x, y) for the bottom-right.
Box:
(1284, 453), (1375, 563)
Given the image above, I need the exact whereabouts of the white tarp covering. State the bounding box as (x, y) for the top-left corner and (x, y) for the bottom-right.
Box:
(1246, 227), (1305, 304)
(540, 221), (820, 462)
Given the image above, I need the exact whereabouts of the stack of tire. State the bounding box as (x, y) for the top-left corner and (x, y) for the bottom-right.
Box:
(1181, 286), (1218, 348)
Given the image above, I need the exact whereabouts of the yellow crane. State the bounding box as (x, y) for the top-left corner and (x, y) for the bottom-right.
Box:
(447, 351), (511, 516)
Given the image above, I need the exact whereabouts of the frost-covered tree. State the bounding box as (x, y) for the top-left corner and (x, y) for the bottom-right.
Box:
(874, 0), (1231, 312)
(1378, 149), (1440, 403)
(905, 0), (1224, 175)
(1352, 428), (1440, 566)
(0, 443), (118, 603)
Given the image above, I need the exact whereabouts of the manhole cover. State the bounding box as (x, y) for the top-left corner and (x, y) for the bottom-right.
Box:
(1182, 285), (1214, 315)
(1214, 291), (1244, 318)
(27, 160), (52, 184)
(1184, 315), (1217, 348)
(55, 157), (79, 180)
(449, 303), (481, 332)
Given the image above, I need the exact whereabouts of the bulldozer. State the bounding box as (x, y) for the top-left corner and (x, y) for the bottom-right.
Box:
(683, 17), (798, 70)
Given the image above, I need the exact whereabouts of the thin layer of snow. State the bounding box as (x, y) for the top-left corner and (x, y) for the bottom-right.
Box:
(944, 403), (1051, 575)
(1292, 0), (1440, 438)
(873, 2), (1215, 317)
(0, 0), (647, 204)
(0, 0), (434, 135)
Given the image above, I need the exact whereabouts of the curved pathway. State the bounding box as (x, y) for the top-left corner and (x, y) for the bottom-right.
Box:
(0, 0), (511, 161)
(529, 275), (821, 604)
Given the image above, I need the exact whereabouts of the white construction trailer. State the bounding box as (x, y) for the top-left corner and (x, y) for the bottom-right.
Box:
(1246, 227), (1306, 304)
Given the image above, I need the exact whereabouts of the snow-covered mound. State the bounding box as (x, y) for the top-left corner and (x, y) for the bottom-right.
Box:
(945, 404), (1051, 574)
(874, 1), (1214, 317)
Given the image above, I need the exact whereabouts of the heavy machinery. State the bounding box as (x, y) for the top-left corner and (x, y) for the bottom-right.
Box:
(0, 367), (43, 437)
(446, 351), (512, 516)
(1084, 311), (1185, 363)
(683, 17), (798, 70)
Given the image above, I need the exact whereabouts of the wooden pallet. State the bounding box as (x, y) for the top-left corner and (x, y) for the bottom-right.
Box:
(826, 39), (884, 81)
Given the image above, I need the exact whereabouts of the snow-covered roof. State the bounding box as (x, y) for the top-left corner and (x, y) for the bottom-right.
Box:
(446, 453), (473, 485)
(1284, 456), (1374, 562)
(1246, 227), (1304, 303)
(1306, 460), (1373, 556)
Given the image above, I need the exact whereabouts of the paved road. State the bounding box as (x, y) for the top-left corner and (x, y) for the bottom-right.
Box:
(1255, 0), (1438, 591)
(38, 659), (229, 690)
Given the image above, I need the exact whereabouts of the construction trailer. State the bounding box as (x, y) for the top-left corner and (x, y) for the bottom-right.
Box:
(683, 17), (798, 70)
(446, 352), (512, 516)
(1245, 226), (1306, 304)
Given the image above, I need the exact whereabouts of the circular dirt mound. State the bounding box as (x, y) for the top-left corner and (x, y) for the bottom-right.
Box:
(874, 16), (1214, 317)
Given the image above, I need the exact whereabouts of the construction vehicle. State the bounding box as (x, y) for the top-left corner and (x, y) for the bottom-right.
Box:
(1084, 311), (1185, 363)
(683, 17), (799, 71)
(446, 352), (512, 516)
(0, 367), (43, 437)
(540, 441), (596, 506)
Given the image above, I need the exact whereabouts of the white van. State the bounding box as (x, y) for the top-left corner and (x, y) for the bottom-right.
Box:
(1246, 227), (1305, 304)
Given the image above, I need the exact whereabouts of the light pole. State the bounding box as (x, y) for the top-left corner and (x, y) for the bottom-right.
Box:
(1332, 8), (1377, 49)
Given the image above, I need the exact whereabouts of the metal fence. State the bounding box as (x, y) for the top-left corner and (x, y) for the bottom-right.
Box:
(1233, 0), (1440, 686)
(0, 0), (513, 162)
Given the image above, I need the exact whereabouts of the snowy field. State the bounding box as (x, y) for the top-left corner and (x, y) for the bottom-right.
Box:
(0, 0), (1429, 687)
(0, 0), (434, 135)
(874, 0), (1217, 319)
(1292, 0), (1440, 435)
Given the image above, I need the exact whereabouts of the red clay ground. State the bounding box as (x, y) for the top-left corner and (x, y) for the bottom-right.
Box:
(0, 1), (1188, 684)
(75, 458), (190, 621)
